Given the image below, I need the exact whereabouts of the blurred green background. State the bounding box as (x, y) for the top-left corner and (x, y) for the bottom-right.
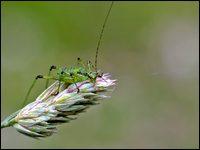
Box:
(1, 1), (199, 149)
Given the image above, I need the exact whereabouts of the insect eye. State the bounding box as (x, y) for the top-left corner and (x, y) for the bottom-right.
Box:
(89, 75), (94, 79)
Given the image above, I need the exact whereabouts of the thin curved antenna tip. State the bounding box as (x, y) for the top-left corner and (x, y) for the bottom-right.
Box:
(95, 1), (114, 73)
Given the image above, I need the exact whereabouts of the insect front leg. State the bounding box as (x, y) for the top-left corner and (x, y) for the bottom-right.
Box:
(87, 61), (105, 81)
(87, 60), (96, 72)
(77, 58), (86, 69)
(46, 65), (59, 89)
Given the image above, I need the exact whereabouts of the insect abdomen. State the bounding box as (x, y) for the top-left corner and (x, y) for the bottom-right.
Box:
(60, 66), (81, 74)
(57, 66), (96, 83)
(57, 66), (86, 81)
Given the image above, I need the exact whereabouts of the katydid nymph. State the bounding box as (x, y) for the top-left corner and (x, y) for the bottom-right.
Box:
(22, 2), (114, 107)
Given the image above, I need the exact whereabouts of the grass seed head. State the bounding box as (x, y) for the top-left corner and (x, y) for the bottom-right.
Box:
(1, 73), (116, 139)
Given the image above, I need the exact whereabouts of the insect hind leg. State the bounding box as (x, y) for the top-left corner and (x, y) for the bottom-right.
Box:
(46, 65), (59, 89)
(22, 75), (53, 107)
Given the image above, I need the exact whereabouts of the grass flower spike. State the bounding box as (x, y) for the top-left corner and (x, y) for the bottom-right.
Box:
(1, 73), (116, 139)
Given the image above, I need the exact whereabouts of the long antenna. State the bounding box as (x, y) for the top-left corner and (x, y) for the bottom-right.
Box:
(95, 1), (114, 72)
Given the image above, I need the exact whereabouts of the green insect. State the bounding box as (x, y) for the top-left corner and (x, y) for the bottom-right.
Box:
(22, 2), (114, 107)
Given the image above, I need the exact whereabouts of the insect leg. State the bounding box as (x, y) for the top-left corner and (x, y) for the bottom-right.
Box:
(46, 65), (59, 89)
(77, 58), (86, 69)
(87, 61), (104, 81)
(61, 71), (80, 93)
(22, 75), (61, 108)
(87, 61), (96, 72)
(98, 72), (103, 78)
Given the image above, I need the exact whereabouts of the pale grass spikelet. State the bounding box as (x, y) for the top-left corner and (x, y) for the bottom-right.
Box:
(1, 73), (116, 139)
